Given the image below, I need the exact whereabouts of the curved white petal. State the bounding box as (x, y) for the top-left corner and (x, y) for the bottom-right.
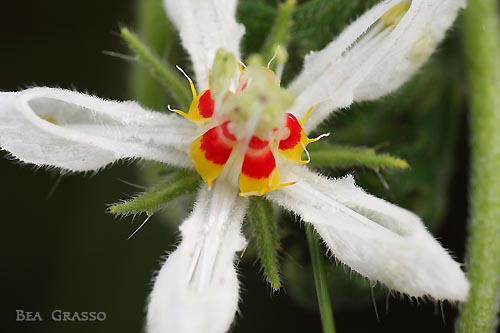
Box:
(164, 0), (245, 90)
(288, 0), (465, 131)
(267, 166), (469, 301)
(147, 181), (247, 333)
(0, 87), (196, 171)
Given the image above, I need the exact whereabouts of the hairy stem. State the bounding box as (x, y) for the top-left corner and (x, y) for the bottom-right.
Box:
(129, 0), (173, 109)
(458, 0), (500, 332)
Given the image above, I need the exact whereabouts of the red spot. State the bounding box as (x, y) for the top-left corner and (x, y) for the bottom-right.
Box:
(249, 136), (269, 149)
(221, 121), (237, 141)
(279, 113), (302, 150)
(242, 148), (276, 178)
(200, 125), (235, 165)
(198, 90), (215, 118)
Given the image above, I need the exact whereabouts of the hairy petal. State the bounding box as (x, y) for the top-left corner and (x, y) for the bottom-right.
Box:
(164, 0), (245, 90)
(0, 87), (195, 171)
(288, 0), (465, 131)
(147, 181), (247, 333)
(267, 166), (469, 301)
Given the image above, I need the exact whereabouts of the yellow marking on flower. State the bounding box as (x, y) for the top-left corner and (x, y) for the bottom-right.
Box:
(278, 110), (326, 164)
(40, 116), (58, 125)
(172, 66), (215, 123)
(380, 1), (411, 28)
(239, 169), (296, 197)
(239, 170), (280, 197)
(189, 122), (236, 188)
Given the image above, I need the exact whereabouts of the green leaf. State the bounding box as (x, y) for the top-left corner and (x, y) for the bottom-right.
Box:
(248, 197), (282, 291)
(108, 170), (200, 216)
(120, 27), (192, 110)
(308, 143), (409, 171)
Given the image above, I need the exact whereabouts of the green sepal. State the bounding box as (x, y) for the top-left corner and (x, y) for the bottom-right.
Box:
(260, 0), (296, 66)
(308, 143), (409, 171)
(248, 197), (282, 291)
(108, 170), (201, 216)
(120, 27), (192, 110)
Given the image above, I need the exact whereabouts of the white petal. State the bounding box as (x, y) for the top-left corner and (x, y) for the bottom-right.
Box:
(288, 0), (465, 131)
(147, 181), (247, 333)
(267, 166), (469, 301)
(164, 0), (245, 90)
(0, 87), (196, 171)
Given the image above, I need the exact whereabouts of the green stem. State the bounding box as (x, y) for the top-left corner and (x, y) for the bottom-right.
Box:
(129, 0), (173, 109)
(306, 225), (336, 333)
(122, 26), (192, 109)
(458, 1), (500, 332)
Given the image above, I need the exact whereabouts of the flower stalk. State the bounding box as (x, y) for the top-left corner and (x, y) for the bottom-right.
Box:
(458, 0), (500, 332)
(129, 0), (175, 109)
(260, 0), (296, 64)
(121, 26), (192, 109)
(306, 225), (336, 333)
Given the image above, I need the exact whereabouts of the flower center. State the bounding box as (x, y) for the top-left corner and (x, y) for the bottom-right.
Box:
(174, 50), (321, 196)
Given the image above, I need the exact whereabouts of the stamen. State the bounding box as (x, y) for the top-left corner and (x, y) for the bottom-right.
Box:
(302, 141), (311, 164)
(267, 46), (280, 68)
(168, 104), (189, 118)
(301, 107), (314, 125)
(176, 64), (197, 99)
(310, 132), (330, 142)
(238, 61), (246, 73)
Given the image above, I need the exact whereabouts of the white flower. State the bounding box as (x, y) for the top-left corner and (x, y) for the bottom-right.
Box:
(0, 0), (468, 332)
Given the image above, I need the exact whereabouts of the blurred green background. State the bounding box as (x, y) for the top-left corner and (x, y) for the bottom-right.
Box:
(1, 0), (470, 332)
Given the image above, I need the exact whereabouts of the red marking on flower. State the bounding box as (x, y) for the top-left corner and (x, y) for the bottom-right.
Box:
(198, 90), (215, 118)
(200, 124), (235, 165)
(221, 121), (237, 141)
(249, 136), (269, 149)
(242, 147), (276, 178)
(279, 113), (302, 150)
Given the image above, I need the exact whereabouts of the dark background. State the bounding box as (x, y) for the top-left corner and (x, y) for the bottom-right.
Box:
(1, 1), (470, 333)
